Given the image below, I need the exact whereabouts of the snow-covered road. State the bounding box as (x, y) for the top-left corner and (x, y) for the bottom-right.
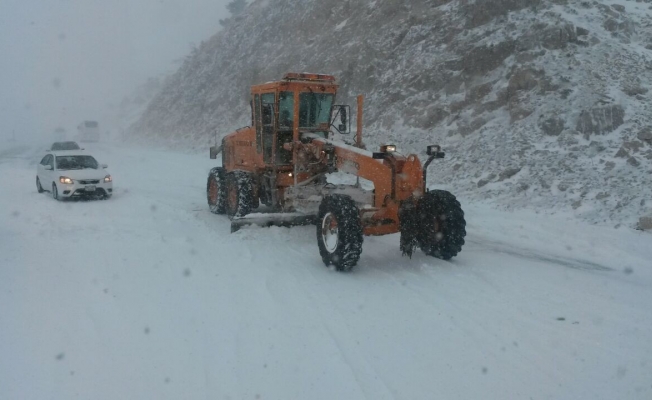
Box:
(1, 143), (650, 400)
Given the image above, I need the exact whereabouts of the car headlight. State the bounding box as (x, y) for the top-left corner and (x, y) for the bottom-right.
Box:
(59, 176), (73, 184)
(104, 175), (112, 183)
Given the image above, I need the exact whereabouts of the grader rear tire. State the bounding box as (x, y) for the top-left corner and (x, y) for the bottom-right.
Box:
(225, 171), (254, 218)
(316, 195), (363, 272)
(417, 190), (466, 260)
(207, 167), (227, 214)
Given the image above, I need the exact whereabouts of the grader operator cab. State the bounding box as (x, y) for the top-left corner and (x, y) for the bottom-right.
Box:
(207, 73), (466, 271)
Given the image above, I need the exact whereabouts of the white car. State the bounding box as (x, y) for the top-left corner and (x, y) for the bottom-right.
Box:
(36, 151), (113, 200)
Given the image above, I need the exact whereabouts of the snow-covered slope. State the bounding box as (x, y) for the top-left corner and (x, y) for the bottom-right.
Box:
(1, 143), (651, 399)
(131, 0), (652, 227)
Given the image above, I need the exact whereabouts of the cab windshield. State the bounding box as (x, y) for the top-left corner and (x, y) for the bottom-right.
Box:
(298, 92), (333, 129)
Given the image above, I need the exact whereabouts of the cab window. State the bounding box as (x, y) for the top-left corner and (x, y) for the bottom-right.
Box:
(260, 93), (275, 163)
(278, 91), (294, 129)
(254, 94), (261, 153)
(299, 93), (333, 128)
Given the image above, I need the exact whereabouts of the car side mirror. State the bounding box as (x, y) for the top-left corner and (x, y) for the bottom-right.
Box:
(45, 165), (53, 170)
(101, 164), (108, 169)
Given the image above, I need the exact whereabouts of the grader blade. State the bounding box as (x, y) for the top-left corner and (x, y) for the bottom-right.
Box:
(230, 212), (317, 233)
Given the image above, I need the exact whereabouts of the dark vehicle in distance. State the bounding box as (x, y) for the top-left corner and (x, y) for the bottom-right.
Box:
(50, 141), (81, 151)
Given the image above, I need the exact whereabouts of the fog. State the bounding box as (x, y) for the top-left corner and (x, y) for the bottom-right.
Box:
(0, 0), (230, 144)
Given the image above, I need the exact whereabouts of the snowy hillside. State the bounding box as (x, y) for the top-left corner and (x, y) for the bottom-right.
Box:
(130, 0), (652, 227)
(1, 143), (651, 399)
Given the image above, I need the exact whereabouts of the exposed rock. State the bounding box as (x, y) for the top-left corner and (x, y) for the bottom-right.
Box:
(595, 192), (610, 200)
(466, 82), (494, 103)
(611, 4), (626, 13)
(596, 3), (620, 18)
(508, 68), (541, 95)
(515, 50), (546, 63)
(498, 167), (522, 181)
(622, 140), (644, 153)
(588, 141), (606, 155)
(539, 179), (551, 189)
(576, 105), (625, 136)
(458, 117), (488, 137)
(627, 156), (640, 167)
(462, 0), (541, 29)
(603, 17), (636, 40)
(461, 41), (517, 76)
(557, 131), (579, 146)
(477, 173), (497, 188)
(572, 200), (582, 209)
(510, 106), (534, 122)
(604, 18), (619, 32)
(541, 23), (578, 49)
(637, 127), (652, 143)
(414, 106), (449, 129)
(623, 80), (648, 97)
(539, 117), (565, 136)
(576, 26), (590, 36)
(615, 147), (629, 158)
(604, 161), (616, 171)
(639, 216), (652, 231)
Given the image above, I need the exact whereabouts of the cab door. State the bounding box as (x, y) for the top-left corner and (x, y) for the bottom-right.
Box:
(255, 92), (275, 164)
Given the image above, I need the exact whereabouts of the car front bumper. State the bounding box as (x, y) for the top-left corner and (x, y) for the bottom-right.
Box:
(57, 180), (113, 198)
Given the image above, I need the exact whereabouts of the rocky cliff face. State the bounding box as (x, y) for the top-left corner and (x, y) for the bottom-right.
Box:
(131, 0), (652, 227)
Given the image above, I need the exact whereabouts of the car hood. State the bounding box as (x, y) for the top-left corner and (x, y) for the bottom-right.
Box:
(57, 169), (109, 180)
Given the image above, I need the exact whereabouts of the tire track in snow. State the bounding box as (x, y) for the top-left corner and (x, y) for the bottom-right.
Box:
(466, 237), (613, 272)
(259, 246), (399, 400)
(300, 273), (400, 400)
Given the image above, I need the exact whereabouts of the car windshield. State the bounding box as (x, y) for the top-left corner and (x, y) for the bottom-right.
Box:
(56, 155), (98, 170)
(51, 142), (80, 151)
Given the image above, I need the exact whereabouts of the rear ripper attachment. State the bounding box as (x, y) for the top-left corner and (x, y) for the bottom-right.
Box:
(207, 72), (466, 271)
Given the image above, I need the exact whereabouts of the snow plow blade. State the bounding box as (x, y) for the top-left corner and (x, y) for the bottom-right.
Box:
(230, 212), (317, 233)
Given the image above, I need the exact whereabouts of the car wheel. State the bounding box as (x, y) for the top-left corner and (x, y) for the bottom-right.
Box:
(52, 183), (60, 201)
(36, 177), (44, 193)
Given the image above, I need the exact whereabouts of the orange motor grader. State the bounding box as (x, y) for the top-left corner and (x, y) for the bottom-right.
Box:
(207, 73), (466, 271)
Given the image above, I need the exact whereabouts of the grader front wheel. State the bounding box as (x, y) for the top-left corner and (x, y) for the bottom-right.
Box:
(316, 195), (363, 272)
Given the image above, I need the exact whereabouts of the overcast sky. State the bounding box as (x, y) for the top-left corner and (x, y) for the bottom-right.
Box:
(0, 0), (231, 143)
